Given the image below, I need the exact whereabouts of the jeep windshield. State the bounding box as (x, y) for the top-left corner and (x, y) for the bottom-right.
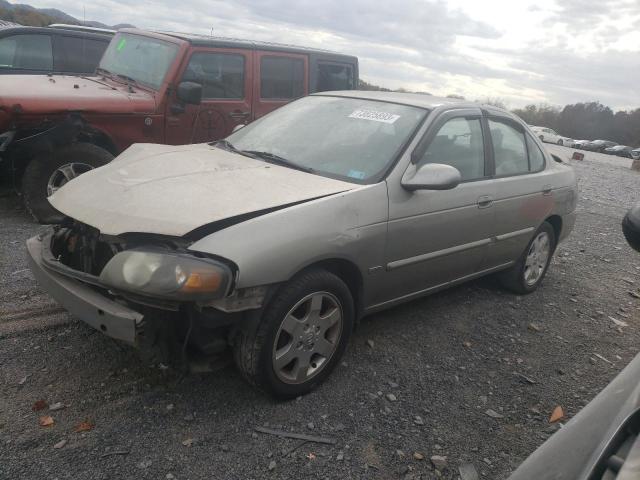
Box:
(226, 96), (428, 184)
(98, 33), (179, 90)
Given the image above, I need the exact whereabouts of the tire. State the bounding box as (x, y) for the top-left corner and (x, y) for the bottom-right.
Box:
(499, 222), (556, 294)
(234, 269), (354, 399)
(539, 135), (544, 142)
(557, 139), (563, 146)
(22, 143), (114, 223)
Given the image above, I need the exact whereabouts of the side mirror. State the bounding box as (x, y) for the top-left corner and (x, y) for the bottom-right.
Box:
(401, 163), (462, 191)
(177, 81), (202, 105)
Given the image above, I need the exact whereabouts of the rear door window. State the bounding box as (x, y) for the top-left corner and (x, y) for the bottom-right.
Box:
(260, 56), (304, 99)
(489, 119), (529, 176)
(0, 34), (53, 70)
(182, 52), (245, 99)
(54, 36), (109, 73)
(316, 63), (354, 91)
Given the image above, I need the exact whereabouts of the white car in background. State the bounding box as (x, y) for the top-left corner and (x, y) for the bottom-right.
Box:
(530, 126), (574, 146)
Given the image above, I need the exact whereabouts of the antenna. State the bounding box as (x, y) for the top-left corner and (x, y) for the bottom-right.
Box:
(210, 26), (214, 37)
(83, 5), (86, 26)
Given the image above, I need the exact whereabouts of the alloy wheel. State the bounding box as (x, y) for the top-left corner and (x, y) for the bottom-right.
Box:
(524, 232), (551, 286)
(272, 292), (343, 384)
(46, 162), (95, 196)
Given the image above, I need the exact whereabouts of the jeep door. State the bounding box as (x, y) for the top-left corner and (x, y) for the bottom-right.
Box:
(252, 51), (308, 120)
(376, 109), (496, 306)
(165, 47), (254, 144)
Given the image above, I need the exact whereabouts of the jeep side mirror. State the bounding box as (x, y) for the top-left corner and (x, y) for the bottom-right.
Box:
(177, 81), (202, 105)
(401, 163), (462, 191)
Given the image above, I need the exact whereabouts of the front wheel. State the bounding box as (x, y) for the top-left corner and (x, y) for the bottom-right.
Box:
(234, 269), (354, 399)
(499, 222), (556, 294)
(22, 143), (114, 223)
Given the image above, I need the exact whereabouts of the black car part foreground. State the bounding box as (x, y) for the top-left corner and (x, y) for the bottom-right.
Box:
(508, 206), (640, 480)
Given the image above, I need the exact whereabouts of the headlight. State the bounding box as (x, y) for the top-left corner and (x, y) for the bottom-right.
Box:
(99, 249), (232, 300)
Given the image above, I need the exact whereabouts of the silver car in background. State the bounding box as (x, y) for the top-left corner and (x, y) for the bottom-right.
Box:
(27, 92), (578, 398)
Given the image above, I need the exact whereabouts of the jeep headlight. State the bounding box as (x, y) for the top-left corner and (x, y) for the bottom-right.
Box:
(99, 249), (232, 300)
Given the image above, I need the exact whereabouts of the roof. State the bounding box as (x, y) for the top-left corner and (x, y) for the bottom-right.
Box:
(0, 24), (113, 39)
(156, 30), (356, 59)
(49, 24), (115, 34)
(312, 90), (484, 111)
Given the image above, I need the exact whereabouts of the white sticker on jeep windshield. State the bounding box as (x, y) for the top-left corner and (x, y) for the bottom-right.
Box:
(348, 109), (400, 124)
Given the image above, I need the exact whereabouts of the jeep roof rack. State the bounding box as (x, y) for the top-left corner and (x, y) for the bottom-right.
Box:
(49, 24), (116, 34)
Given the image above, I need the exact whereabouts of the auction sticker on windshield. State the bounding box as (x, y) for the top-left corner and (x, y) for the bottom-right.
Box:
(348, 109), (400, 124)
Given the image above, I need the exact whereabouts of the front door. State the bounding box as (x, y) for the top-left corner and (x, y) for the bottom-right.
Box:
(252, 51), (308, 120)
(165, 48), (253, 145)
(379, 110), (496, 305)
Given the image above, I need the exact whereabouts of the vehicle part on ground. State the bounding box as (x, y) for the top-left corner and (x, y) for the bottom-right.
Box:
(234, 269), (354, 398)
(22, 143), (113, 223)
(499, 222), (556, 294)
(623, 204), (640, 252)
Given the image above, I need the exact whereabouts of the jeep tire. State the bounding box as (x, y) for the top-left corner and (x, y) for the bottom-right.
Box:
(22, 143), (113, 223)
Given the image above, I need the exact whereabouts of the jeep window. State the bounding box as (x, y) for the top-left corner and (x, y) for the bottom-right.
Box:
(54, 36), (109, 73)
(260, 56), (304, 99)
(99, 33), (179, 90)
(0, 34), (53, 70)
(182, 53), (244, 99)
(316, 63), (354, 92)
(227, 95), (427, 183)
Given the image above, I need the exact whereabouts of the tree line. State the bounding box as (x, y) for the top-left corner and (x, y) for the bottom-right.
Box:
(512, 102), (640, 147)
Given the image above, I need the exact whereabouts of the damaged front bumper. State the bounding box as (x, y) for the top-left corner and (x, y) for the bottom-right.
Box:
(26, 234), (143, 345)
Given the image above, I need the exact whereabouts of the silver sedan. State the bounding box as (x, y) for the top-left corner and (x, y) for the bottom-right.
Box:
(27, 91), (578, 398)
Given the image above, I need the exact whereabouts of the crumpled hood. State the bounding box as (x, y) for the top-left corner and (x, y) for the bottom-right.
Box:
(49, 143), (356, 237)
(0, 75), (156, 115)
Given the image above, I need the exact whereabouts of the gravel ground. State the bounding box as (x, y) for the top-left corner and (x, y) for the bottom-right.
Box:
(1, 146), (639, 480)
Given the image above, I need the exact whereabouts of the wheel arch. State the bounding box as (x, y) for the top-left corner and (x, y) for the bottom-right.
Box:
(293, 258), (365, 321)
(544, 214), (562, 245)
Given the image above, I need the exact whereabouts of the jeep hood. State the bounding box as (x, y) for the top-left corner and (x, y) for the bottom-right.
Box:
(0, 75), (155, 115)
(49, 143), (357, 237)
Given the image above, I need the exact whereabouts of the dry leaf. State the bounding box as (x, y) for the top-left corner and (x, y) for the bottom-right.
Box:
(306, 452), (316, 460)
(549, 406), (564, 423)
(182, 438), (194, 447)
(74, 420), (94, 432)
(463, 341), (472, 348)
(39, 416), (54, 427)
(32, 399), (48, 411)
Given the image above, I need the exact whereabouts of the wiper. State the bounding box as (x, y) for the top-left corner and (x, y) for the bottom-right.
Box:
(116, 73), (138, 86)
(95, 67), (112, 78)
(209, 140), (257, 159)
(243, 150), (315, 173)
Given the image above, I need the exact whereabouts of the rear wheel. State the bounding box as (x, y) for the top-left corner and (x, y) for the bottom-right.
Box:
(22, 143), (113, 223)
(234, 269), (354, 399)
(499, 222), (556, 294)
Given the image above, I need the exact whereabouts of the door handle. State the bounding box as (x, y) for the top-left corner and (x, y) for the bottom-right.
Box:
(477, 195), (493, 208)
(229, 111), (250, 120)
(542, 184), (552, 195)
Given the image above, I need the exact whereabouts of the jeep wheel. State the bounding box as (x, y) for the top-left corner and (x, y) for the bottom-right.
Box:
(234, 269), (354, 399)
(22, 143), (113, 223)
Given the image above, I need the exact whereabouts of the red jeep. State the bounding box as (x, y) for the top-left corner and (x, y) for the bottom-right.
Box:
(0, 29), (358, 221)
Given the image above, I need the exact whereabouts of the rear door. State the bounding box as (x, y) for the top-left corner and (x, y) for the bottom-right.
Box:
(165, 47), (253, 144)
(252, 51), (307, 120)
(482, 115), (554, 268)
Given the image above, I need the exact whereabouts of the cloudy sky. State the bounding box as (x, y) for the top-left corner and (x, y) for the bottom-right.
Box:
(14, 0), (640, 110)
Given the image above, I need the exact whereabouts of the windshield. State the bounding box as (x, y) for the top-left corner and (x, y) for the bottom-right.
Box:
(226, 96), (428, 183)
(98, 33), (179, 90)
